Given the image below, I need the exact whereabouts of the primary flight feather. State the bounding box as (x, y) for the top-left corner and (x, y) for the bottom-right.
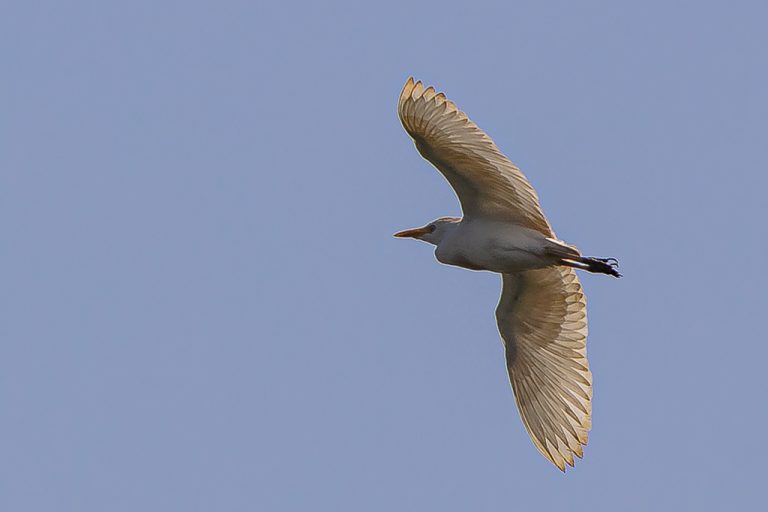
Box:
(395, 77), (619, 471)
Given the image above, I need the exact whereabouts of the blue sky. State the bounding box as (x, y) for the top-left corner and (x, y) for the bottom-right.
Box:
(2, 1), (767, 510)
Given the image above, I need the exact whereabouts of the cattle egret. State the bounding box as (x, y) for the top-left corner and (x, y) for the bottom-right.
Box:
(395, 77), (620, 471)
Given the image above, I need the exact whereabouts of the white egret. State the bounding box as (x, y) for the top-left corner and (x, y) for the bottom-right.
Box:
(395, 77), (620, 471)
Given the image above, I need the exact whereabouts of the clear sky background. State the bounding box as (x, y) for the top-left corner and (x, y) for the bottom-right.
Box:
(3, 1), (767, 510)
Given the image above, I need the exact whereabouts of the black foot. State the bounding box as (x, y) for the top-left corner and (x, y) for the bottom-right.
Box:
(583, 257), (622, 278)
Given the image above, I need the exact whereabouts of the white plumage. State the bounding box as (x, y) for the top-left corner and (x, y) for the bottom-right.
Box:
(395, 77), (619, 471)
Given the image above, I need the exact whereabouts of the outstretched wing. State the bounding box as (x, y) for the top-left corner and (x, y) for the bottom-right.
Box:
(496, 267), (592, 471)
(398, 77), (553, 237)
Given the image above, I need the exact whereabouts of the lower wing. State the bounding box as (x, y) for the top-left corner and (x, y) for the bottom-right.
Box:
(496, 267), (592, 471)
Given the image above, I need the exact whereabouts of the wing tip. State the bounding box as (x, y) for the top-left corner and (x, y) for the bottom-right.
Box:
(401, 76), (436, 102)
(399, 76), (416, 105)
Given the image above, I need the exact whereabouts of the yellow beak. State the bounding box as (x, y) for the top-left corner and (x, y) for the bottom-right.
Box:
(393, 226), (432, 238)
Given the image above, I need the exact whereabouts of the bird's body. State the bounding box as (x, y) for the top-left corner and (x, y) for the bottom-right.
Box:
(395, 77), (620, 471)
(431, 218), (577, 273)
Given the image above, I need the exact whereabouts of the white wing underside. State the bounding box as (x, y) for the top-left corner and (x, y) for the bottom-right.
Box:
(398, 77), (554, 237)
(496, 267), (592, 471)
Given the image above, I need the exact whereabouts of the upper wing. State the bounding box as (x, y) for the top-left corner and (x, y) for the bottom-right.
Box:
(398, 77), (553, 237)
(496, 267), (592, 471)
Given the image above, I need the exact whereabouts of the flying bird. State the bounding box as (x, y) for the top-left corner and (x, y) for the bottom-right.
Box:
(395, 77), (620, 471)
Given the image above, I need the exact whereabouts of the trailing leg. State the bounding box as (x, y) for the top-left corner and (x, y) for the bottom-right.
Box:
(561, 256), (621, 278)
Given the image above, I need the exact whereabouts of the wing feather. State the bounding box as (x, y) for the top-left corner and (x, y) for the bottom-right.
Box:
(496, 267), (592, 471)
(398, 77), (553, 236)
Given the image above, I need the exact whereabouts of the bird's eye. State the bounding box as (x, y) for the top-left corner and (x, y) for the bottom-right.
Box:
(428, 224), (436, 233)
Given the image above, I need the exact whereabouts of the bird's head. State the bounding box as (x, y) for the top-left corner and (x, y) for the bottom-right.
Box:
(393, 217), (461, 245)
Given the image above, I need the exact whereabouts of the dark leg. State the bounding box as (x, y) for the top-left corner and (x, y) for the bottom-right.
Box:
(561, 257), (622, 278)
